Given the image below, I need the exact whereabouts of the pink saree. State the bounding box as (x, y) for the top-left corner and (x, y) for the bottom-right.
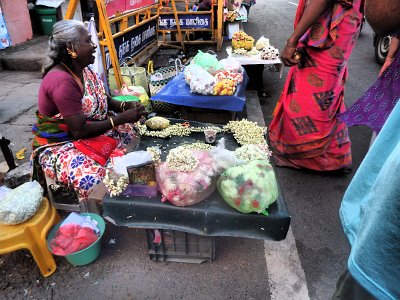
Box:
(268, 0), (364, 171)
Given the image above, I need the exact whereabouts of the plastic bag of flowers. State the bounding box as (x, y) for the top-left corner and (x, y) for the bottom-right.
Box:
(217, 160), (278, 215)
(156, 148), (217, 206)
(0, 181), (43, 225)
(184, 64), (205, 84)
(189, 67), (216, 95)
(191, 50), (222, 75)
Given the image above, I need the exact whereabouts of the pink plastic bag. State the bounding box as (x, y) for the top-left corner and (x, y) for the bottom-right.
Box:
(49, 224), (98, 256)
(156, 150), (216, 206)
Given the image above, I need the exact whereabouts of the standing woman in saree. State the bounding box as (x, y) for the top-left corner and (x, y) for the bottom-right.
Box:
(31, 20), (145, 201)
(268, 0), (364, 171)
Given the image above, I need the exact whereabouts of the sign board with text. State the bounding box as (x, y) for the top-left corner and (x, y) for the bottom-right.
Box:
(158, 14), (211, 30)
(104, 18), (158, 69)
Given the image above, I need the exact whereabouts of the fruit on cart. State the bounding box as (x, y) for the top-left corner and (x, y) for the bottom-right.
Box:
(145, 116), (170, 130)
(214, 79), (236, 96)
(215, 70), (243, 85)
(232, 31), (254, 51)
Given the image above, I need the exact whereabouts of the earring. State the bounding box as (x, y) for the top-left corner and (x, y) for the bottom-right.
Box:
(67, 48), (77, 59)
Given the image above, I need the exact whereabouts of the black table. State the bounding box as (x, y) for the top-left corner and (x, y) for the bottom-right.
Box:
(102, 120), (290, 241)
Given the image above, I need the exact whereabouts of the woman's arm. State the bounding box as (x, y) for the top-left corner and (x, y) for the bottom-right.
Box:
(63, 106), (145, 139)
(107, 93), (123, 112)
(281, 0), (332, 67)
(379, 36), (400, 76)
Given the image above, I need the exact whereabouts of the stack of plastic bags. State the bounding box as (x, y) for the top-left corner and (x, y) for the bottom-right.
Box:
(184, 50), (243, 96)
(49, 212), (100, 256)
(155, 137), (279, 215)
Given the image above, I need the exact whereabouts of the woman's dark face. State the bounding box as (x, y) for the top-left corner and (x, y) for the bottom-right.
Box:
(75, 29), (96, 67)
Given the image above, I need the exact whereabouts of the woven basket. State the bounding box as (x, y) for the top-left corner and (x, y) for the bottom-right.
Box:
(108, 64), (149, 95)
(148, 60), (183, 114)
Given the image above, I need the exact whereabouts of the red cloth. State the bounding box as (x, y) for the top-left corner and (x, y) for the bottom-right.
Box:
(268, 0), (363, 171)
(50, 224), (98, 256)
(39, 71), (83, 117)
(73, 134), (118, 166)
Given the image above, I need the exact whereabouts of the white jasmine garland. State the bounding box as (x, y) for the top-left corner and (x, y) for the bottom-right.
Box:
(166, 148), (199, 172)
(235, 144), (272, 162)
(103, 169), (128, 197)
(223, 119), (267, 145)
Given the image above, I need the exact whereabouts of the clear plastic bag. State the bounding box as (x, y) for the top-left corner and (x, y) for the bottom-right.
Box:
(256, 36), (270, 50)
(0, 181), (44, 225)
(184, 64), (205, 84)
(210, 138), (241, 174)
(219, 58), (242, 73)
(156, 150), (216, 206)
(217, 160), (278, 214)
(189, 68), (216, 95)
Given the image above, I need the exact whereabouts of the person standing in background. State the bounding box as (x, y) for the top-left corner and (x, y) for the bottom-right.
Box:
(242, 0), (256, 16)
(268, 0), (364, 172)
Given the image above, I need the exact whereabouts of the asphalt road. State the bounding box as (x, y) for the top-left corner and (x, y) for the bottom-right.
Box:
(0, 1), (381, 299)
(250, 1), (380, 299)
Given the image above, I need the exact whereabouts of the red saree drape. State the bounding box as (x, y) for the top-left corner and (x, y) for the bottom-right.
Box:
(268, 0), (364, 171)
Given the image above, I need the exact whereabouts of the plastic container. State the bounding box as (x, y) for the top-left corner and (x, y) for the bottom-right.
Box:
(35, 6), (57, 35)
(112, 95), (140, 102)
(146, 229), (215, 263)
(47, 213), (106, 266)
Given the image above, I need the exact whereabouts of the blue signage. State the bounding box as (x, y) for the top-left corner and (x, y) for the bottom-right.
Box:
(104, 18), (158, 69)
(159, 14), (211, 30)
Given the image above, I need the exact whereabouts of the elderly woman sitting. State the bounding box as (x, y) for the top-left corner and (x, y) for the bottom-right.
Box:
(31, 20), (145, 202)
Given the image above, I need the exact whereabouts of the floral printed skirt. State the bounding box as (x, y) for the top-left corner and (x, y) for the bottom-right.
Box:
(38, 125), (136, 201)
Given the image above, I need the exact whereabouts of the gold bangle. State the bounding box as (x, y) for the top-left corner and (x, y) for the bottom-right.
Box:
(109, 117), (115, 129)
(120, 101), (126, 111)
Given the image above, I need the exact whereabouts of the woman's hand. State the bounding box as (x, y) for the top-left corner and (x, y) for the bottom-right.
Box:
(117, 103), (146, 124)
(379, 36), (399, 77)
(281, 44), (300, 67)
(124, 101), (143, 111)
(379, 56), (394, 76)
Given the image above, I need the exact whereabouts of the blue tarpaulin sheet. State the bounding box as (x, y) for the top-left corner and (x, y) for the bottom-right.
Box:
(151, 70), (249, 112)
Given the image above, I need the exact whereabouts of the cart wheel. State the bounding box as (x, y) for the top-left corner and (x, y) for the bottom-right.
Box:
(375, 35), (391, 65)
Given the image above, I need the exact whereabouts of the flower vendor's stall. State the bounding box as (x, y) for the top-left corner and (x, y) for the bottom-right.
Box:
(102, 119), (290, 244)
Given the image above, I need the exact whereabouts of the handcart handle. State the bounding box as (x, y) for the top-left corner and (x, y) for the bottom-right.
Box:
(147, 61), (154, 74)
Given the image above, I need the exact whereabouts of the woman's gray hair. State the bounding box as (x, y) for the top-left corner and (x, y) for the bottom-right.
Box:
(42, 20), (87, 76)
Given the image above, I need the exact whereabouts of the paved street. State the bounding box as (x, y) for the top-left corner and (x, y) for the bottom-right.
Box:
(0, 0), (382, 299)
